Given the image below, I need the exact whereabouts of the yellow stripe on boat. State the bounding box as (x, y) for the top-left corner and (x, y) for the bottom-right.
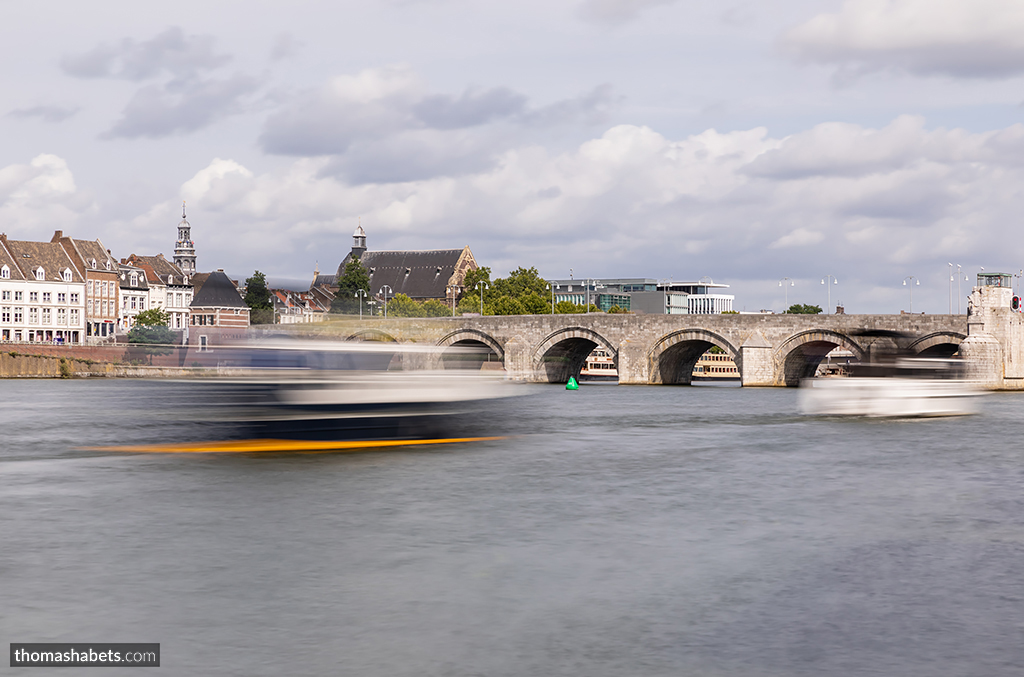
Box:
(82, 436), (504, 454)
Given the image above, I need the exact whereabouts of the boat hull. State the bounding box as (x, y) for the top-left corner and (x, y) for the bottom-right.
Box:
(798, 377), (983, 417)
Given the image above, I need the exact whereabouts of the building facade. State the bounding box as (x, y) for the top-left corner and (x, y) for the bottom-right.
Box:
(51, 231), (121, 341)
(189, 270), (250, 350)
(0, 234), (86, 343)
(127, 254), (193, 330)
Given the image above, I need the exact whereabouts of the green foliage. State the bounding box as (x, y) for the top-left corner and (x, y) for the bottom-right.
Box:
(552, 301), (597, 314)
(244, 270), (273, 310)
(462, 267), (491, 295)
(385, 293), (424, 317)
(491, 267), (548, 300)
(421, 299), (452, 317)
(708, 345), (725, 354)
(250, 308), (275, 325)
(606, 305), (630, 314)
(127, 324), (176, 345)
(492, 295), (526, 315)
(787, 303), (823, 315)
(59, 358), (72, 379)
(331, 259), (372, 314)
(134, 307), (170, 327)
(721, 310), (739, 314)
(519, 292), (549, 315)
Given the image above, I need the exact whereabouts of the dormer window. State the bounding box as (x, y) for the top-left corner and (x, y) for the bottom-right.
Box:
(35, 267), (45, 281)
(91, 258), (97, 268)
(0, 265), (8, 279)
(130, 273), (138, 287)
(62, 268), (72, 282)
(105, 261), (111, 271)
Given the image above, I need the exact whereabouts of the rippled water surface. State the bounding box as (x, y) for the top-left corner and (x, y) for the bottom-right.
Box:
(3, 379), (1024, 676)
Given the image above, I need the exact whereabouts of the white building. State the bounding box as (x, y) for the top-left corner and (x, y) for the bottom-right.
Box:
(0, 234), (86, 343)
(117, 263), (150, 332)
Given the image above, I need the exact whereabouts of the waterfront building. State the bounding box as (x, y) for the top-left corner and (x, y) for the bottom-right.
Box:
(0, 233), (86, 343)
(548, 277), (734, 314)
(188, 270), (250, 351)
(117, 262), (150, 332)
(271, 288), (328, 323)
(127, 254), (193, 330)
(50, 231), (121, 341)
(315, 226), (479, 308)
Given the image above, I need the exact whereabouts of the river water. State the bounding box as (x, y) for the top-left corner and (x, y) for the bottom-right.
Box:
(3, 379), (1024, 676)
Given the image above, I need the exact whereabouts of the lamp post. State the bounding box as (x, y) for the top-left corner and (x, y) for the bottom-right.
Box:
(446, 285), (459, 317)
(475, 281), (488, 316)
(547, 282), (557, 314)
(821, 275), (838, 314)
(354, 289), (367, 320)
(947, 263), (953, 315)
(779, 277), (794, 312)
(902, 276), (919, 313)
(956, 264), (967, 314)
(367, 300), (377, 317)
(379, 285), (392, 318)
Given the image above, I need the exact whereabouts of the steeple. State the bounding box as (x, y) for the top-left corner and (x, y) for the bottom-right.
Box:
(173, 200), (197, 275)
(351, 220), (367, 259)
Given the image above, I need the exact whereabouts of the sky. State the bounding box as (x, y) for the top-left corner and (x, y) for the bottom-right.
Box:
(3, 0), (1024, 313)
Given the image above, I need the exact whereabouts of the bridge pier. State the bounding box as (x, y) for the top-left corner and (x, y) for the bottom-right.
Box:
(739, 332), (773, 387)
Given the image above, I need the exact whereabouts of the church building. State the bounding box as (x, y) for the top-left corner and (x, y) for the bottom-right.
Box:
(313, 225), (478, 309)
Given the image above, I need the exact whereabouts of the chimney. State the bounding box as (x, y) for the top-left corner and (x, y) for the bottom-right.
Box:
(51, 230), (63, 242)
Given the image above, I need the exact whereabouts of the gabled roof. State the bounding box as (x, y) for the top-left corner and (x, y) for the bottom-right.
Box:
(118, 263), (149, 290)
(0, 236), (28, 280)
(72, 238), (118, 272)
(2, 238), (84, 282)
(128, 254), (190, 285)
(191, 271), (246, 308)
(339, 248), (469, 299)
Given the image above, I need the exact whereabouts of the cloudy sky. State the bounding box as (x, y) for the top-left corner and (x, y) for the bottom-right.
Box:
(4, 0), (1024, 312)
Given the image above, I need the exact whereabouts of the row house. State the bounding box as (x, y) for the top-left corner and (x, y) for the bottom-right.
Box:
(188, 270), (250, 352)
(271, 288), (328, 323)
(51, 231), (120, 341)
(127, 254), (193, 330)
(117, 262), (150, 331)
(0, 233), (86, 343)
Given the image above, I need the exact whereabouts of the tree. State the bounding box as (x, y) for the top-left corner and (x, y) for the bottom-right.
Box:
(331, 259), (371, 314)
(787, 303), (822, 314)
(492, 295), (526, 315)
(421, 299), (451, 317)
(554, 300), (583, 314)
(134, 308), (170, 327)
(386, 293), (424, 317)
(520, 292), (549, 315)
(491, 266), (548, 300)
(607, 305), (630, 314)
(244, 271), (272, 310)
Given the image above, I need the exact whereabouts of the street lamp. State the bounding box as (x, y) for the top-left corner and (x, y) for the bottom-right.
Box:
(547, 282), (558, 314)
(379, 285), (392, 318)
(367, 300), (377, 316)
(902, 276), (919, 313)
(584, 279), (603, 311)
(947, 263), (953, 315)
(821, 275), (838, 314)
(779, 277), (794, 312)
(354, 289), (367, 320)
(475, 281), (488, 316)
(956, 264), (968, 314)
(446, 285), (460, 317)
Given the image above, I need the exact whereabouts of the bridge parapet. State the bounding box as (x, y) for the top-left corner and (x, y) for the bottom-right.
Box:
(289, 312), (973, 386)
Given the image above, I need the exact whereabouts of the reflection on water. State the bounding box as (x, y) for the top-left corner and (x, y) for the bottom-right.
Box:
(3, 380), (1024, 676)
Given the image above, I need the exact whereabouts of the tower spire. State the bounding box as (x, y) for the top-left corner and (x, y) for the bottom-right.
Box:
(182, 200), (186, 219)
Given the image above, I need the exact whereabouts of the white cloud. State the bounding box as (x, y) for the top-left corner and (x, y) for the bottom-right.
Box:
(61, 27), (230, 81)
(782, 0), (1024, 79)
(0, 155), (95, 234)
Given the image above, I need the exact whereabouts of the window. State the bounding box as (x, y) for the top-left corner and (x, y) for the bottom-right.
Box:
(29, 292), (38, 302)
(91, 258), (97, 268)
(70, 293), (79, 304)
(130, 273), (138, 287)
(199, 335), (208, 352)
(28, 308), (38, 324)
(35, 268), (44, 281)
(70, 309), (79, 325)
(14, 308), (23, 323)
(1, 291), (8, 300)
(1, 307), (9, 323)
(185, 294), (191, 305)
(105, 261), (111, 271)
(0, 265), (8, 279)
(131, 297), (136, 310)
(122, 295), (128, 308)
(87, 299), (93, 314)
(139, 298), (145, 310)
(88, 280), (94, 295)
(42, 308), (51, 325)
(62, 269), (72, 282)
(14, 291), (23, 301)
(57, 308), (66, 325)
(176, 293), (182, 307)
(57, 293), (66, 304)
(42, 292), (51, 303)
(102, 300), (107, 316)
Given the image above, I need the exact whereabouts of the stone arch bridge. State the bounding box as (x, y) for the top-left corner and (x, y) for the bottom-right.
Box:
(297, 313), (970, 386)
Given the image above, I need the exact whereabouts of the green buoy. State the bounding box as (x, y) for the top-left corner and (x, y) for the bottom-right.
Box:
(566, 376), (579, 390)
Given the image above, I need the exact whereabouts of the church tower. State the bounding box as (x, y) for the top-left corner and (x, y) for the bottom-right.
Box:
(351, 223), (367, 259)
(174, 201), (197, 274)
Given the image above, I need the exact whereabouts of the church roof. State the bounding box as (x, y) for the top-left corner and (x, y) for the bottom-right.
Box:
(191, 271), (246, 309)
(340, 249), (466, 299)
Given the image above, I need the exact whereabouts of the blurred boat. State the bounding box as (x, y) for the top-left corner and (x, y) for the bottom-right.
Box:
(798, 357), (983, 417)
(174, 339), (524, 446)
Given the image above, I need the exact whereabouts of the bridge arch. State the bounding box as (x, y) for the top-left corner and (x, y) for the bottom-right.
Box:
(345, 329), (398, 343)
(775, 329), (866, 386)
(907, 331), (966, 358)
(532, 327), (617, 383)
(648, 329), (740, 385)
(436, 329), (505, 370)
